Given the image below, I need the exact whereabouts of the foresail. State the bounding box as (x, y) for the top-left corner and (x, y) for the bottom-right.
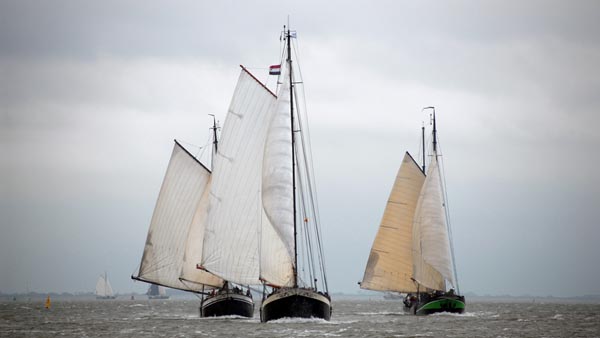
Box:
(95, 277), (106, 296)
(360, 152), (425, 293)
(412, 157), (455, 290)
(180, 175), (224, 289)
(136, 142), (215, 292)
(261, 62), (296, 284)
(201, 67), (281, 285)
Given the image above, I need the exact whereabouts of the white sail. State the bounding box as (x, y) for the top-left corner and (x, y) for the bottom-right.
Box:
(201, 67), (291, 285)
(261, 62), (295, 265)
(95, 274), (114, 297)
(361, 152), (425, 293)
(412, 156), (455, 290)
(136, 142), (222, 292)
(180, 174), (224, 289)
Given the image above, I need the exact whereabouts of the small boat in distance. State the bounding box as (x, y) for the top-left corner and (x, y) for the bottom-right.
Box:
(95, 272), (116, 299)
(147, 284), (169, 300)
(360, 107), (465, 315)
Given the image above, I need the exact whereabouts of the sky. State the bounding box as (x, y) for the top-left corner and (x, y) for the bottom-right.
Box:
(1, 0), (599, 297)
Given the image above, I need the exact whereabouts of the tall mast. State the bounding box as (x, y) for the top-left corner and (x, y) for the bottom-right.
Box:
(286, 26), (299, 287)
(423, 106), (437, 159)
(209, 114), (218, 170)
(421, 122), (426, 172)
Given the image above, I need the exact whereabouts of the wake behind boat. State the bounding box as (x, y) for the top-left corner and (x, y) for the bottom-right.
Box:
(360, 107), (465, 315)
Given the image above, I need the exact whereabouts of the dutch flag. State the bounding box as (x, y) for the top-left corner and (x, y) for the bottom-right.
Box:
(269, 64), (281, 75)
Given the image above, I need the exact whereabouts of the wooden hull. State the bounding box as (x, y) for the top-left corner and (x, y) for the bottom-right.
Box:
(260, 288), (331, 322)
(200, 293), (254, 318)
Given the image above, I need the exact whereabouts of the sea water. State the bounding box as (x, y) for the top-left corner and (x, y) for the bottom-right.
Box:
(1, 298), (599, 337)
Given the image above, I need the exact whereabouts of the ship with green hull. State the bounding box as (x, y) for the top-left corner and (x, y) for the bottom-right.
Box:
(360, 107), (465, 315)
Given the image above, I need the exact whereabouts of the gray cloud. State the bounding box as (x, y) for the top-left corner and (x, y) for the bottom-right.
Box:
(1, 0), (599, 296)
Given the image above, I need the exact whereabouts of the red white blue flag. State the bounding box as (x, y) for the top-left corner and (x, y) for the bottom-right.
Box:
(269, 64), (281, 75)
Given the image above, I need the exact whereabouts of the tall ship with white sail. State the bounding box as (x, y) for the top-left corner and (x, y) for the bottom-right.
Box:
(132, 103), (254, 317)
(96, 272), (116, 299)
(198, 26), (332, 322)
(360, 107), (465, 315)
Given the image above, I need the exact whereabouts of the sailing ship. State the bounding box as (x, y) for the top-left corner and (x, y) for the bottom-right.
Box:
(360, 107), (465, 315)
(132, 115), (254, 317)
(95, 272), (116, 299)
(198, 26), (332, 322)
(147, 284), (170, 299)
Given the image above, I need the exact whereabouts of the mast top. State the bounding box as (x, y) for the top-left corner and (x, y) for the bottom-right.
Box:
(422, 106), (437, 157)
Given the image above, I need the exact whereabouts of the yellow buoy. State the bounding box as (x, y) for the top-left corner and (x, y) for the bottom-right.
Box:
(45, 295), (51, 309)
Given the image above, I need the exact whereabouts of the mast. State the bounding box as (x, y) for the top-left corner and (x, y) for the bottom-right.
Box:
(209, 114), (218, 170)
(421, 122), (426, 172)
(286, 25), (299, 288)
(423, 106), (437, 157)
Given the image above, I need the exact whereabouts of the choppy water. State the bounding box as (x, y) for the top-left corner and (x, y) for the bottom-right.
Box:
(1, 298), (599, 337)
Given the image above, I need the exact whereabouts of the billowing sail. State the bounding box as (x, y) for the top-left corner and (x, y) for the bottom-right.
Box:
(262, 62), (295, 265)
(201, 67), (291, 286)
(180, 175), (224, 289)
(412, 156), (455, 290)
(136, 142), (222, 292)
(95, 274), (114, 297)
(360, 152), (425, 292)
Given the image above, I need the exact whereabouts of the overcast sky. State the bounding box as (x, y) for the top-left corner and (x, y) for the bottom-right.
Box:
(2, 0), (599, 297)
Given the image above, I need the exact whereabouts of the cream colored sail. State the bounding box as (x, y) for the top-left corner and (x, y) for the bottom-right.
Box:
(360, 152), (425, 292)
(136, 142), (221, 292)
(201, 67), (291, 286)
(412, 156), (455, 291)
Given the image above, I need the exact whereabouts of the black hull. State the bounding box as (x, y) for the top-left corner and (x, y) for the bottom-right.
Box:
(260, 288), (331, 322)
(200, 293), (254, 318)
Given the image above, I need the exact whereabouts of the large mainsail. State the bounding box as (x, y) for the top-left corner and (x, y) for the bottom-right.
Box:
(412, 156), (455, 290)
(136, 142), (223, 291)
(360, 152), (425, 292)
(201, 67), (293, 287)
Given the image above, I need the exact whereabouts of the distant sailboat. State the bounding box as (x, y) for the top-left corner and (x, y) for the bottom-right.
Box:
(360, 107), (465, 315)
(198, 25), (331, 322)
(147, 284), (169, 300)
(96, 272), (116, 299)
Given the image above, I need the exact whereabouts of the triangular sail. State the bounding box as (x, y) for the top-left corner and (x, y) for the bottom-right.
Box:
(136, 142), (223, 292)
(262, 62), (294, 261)
(360, 152), (425, 293)
(412, 156), (455, 290)
(95, 274), (114, 297)
(180, 174), (223, 288)
(201, 67), (291, 286)
(261, 62), (295, 285)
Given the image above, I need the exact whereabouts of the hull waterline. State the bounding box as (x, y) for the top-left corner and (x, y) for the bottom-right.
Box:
(404, 294), (466, 315)
(260, 288), (331, 322)
(200, 293), (254, 318)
